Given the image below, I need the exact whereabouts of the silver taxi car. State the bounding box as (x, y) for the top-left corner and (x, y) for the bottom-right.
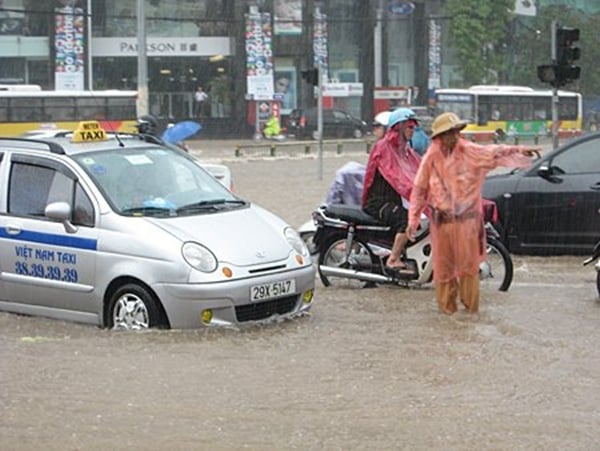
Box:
(0, 121), (314, 329)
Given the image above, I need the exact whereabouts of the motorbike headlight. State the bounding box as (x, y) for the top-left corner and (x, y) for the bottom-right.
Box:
(182, 242), (218, 273)
(285, 227), (309, 257)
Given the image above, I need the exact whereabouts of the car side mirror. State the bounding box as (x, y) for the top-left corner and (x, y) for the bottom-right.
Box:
(537, 164), (564, 183)
(537, 164), (551, 177)
(45, 201), (78, 233)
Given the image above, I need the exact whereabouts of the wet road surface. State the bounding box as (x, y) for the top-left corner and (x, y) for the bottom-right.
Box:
(1, 150), (599, 450)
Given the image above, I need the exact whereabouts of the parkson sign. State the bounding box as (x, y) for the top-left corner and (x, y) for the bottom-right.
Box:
(92, 37), (232, 57)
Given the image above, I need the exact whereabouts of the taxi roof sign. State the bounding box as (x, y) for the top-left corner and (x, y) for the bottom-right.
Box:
(72, 120), (108, 143)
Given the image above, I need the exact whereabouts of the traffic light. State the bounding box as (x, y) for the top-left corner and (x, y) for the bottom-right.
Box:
(301, 68), (319, 86)
(538, 25), (581, 88)
(537, 64), (557, 85)
(555, 26), (581, 86)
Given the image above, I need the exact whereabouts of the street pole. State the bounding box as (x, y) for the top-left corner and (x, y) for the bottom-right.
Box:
(551, 20), (559, 150)
(136, 0), (149, 117)
(374, 0), (383, 86)
(86, 0), (93, 90)
(317, 68), (323, 181)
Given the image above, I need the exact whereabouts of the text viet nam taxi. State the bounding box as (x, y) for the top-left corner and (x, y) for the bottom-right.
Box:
(0, 121), (314, 329)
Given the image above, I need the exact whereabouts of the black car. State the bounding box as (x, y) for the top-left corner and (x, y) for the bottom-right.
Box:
(286, 107), (368, 139)
(482, 133), (600, 255)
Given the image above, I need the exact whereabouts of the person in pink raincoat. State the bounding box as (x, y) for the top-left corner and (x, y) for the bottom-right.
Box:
(362, 108), (422, 271)
(406, 112), (540, 315)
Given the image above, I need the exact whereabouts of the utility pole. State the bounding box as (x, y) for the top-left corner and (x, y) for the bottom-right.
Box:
(86, 0), (93, 90)
(551, 20), (559, 151)
(317, 67), (323, 180)
(136, 0), (148, 116)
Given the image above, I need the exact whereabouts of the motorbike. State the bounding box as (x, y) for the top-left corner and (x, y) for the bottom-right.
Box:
(308, 203), (513, 292)
(299, 160), (514, 291)
(582, 240), (600, 297)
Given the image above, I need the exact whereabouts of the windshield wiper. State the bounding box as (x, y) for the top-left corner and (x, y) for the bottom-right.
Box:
(176, 199), (245, 214)
(121, 206), (175, 217)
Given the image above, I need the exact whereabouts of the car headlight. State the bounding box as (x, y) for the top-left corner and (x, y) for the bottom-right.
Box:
(285, 227), (310, 257)
(182, 242), (218, 272)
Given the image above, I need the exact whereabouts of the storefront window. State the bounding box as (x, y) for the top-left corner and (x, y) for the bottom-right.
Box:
(95, 0), (231, 38)
(93, 55), (233, 120)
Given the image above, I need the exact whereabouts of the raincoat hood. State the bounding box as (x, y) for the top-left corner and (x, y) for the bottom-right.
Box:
(362, 127), (421, 205)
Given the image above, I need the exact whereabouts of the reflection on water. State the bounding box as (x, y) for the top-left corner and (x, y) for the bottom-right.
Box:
(1, 255), (599, 449)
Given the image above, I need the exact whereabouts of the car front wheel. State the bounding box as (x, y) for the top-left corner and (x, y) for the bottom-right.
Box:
(107, 283), (168, 330)
(353, 128), (364, 139)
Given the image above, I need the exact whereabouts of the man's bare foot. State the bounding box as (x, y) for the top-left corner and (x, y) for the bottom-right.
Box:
(385, 259), (407, 270)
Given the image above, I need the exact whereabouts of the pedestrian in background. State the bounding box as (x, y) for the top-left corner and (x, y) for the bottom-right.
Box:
(372, 111), (390, 141)
(406, 112), (541, 315)
(194, 86), (208, 118)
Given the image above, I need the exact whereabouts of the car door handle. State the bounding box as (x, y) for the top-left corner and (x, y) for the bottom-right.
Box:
(591, 182), (600, 191)
(5, 225), (22, 235)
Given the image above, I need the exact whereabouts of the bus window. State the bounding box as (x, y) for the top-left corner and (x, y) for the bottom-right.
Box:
(533, 98), (549, 120)
(106, 97), (137, 120)
(0, 98), (8, 121)
(11, 97), (43, 121)
(520, 97), (534, 121)
(559, 98), (577, 120)
(76, 97), (107, 120)
(477, 96), (491, 124)
(44, 97), (76, 121)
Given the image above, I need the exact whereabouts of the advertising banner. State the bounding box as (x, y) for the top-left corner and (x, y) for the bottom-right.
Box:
(427, 18), (441, 102)
(54, 1), (85, 90)
(313, 8), (328, 81)
(245, 10), (274, 99)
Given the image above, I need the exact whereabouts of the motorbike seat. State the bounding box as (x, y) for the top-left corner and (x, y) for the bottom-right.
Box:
(325, 204), (381, 226)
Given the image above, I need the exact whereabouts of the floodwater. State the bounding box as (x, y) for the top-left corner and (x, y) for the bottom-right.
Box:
(1, 150), (599, 450)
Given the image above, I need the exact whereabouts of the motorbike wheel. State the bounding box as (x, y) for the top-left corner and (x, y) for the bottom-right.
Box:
(318, 233), (378, 289)
(480, 236), (513, 292)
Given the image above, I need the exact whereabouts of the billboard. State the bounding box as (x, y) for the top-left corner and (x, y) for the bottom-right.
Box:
(245, 10), (274, 99)
(54, 0), (85, 90)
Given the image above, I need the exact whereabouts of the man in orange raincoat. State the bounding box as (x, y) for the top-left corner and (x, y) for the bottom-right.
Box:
(406, 112), (540, 314)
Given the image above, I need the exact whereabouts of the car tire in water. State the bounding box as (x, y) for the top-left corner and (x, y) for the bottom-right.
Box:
(481, 236), (513, 292)
(318, 232), (377, 289)
(107, 283), (168, 330)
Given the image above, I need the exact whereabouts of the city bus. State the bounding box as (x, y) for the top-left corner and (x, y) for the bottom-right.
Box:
(0, 90), (138, 137)
(434, 85), (583, 141)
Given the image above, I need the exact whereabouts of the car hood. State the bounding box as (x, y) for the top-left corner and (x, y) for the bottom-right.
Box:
(145, 204), (292, 266)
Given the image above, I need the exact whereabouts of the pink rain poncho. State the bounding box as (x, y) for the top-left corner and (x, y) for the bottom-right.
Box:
(408, 137), (534, 283)
(362, 127), (421, 206)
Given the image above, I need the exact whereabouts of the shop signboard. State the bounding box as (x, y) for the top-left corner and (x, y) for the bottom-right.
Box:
(313, 7), (328, 82)
(322, 82), (363, 97)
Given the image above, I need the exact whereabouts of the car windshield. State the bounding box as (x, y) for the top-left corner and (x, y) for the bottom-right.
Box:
(73, 145), (241, 216)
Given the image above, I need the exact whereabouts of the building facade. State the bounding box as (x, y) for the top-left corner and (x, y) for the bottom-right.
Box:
(0, 0), (454, 137)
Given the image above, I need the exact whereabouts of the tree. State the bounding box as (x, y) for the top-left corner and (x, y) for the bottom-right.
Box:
(443, 0), (514, 86)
